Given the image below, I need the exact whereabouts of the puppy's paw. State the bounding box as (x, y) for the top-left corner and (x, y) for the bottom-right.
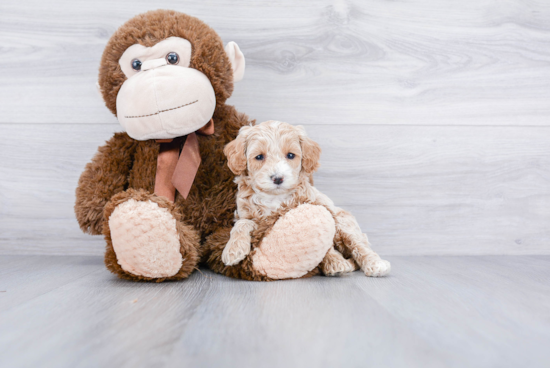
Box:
(324, 258), (356, 277)
(222, 237), (251, 266)
(362, 259), (391, 277)
(321, 249), (357, 277)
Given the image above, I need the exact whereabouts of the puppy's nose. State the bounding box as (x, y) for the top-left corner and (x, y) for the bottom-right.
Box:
(272, 176), (284, 185)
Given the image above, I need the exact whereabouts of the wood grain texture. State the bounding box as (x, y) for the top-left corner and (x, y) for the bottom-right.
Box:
(0, 256), (104, 312)
(0, 0), (549, 125)
(0, 255), (549, 368)
(0, 0), (549, 256)
(1, 124), (548, 256)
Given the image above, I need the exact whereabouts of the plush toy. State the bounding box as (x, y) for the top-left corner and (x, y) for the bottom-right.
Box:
(75, 10), (250, 281)
(75, 9), (386, 282)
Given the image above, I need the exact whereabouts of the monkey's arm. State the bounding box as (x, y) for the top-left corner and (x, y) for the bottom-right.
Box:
(75, 132), (137, 235)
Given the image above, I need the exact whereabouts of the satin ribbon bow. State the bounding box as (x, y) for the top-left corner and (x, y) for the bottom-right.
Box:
(154, 119), (215, 202)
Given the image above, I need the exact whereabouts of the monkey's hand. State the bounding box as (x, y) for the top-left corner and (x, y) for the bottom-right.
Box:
(222, 219), (257, 266)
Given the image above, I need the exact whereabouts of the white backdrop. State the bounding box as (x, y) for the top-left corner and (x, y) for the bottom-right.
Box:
(1, 0), (549, 255)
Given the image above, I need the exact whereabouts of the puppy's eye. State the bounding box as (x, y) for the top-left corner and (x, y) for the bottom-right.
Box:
(255, 154), (264, 161)
(286, 153), (295, 159)
(131, 59), (142, 71)
(166, 52), (179, 65)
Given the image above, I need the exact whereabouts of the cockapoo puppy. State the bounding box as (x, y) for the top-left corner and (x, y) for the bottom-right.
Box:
(221, 120), (391, 277)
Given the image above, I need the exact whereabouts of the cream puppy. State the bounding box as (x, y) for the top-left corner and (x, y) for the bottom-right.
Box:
(222, 120), (390, 277)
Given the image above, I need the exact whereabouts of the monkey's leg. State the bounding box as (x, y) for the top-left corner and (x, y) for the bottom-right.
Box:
(103, 189), (200, 282)
(250, 204), (335, 280)
(204, 204), (335, 281)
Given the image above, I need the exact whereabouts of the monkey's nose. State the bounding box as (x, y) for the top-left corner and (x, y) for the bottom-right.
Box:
(272, 176), (284, 185)
(141, 58), (168, 71)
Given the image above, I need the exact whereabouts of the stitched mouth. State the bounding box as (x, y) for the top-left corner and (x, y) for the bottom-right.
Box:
(124, 100), (198, 119)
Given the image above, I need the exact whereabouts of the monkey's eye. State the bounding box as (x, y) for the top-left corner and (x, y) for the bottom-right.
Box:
(166, 52), (179, 65)
(255, 154), (264, 161)
(131, 59), (142, 71)
(286, 153), (295, 159)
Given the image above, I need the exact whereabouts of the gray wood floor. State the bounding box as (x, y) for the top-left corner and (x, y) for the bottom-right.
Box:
(1, 255), (549, 368)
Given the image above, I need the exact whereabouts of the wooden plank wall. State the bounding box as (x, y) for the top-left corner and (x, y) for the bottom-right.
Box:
(1, 0), (549, 256)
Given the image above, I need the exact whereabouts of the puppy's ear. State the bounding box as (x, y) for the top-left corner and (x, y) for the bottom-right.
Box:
(297, 125), (321, 174)
(224, 126), (252, 175)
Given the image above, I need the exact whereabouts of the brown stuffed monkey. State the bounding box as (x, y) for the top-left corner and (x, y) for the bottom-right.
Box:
(75, 10), (338, 282)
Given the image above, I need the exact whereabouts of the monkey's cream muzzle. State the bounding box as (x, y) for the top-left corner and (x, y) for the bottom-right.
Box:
(116, 58), (216, 141)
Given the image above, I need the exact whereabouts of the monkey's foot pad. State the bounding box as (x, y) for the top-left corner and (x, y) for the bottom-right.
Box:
(109, 199), (183, 278)
(252, 204), (336, 279)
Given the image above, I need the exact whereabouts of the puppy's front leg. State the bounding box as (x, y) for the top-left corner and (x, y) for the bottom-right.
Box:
(321, 248), (357, 276)
(222, 219), (257, 266)
(335, 211), (391, 277)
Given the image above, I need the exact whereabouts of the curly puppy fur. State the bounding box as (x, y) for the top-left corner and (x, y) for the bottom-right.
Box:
(75, 10), (251, 281)
(215, 121), (390, 278)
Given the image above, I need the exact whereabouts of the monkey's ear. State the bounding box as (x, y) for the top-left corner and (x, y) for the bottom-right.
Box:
(225, 42), (245, 82)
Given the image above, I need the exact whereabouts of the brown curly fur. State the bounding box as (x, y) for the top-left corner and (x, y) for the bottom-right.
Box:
(98, 9), (234, 116)
(75, 133), (138, 235)
(75, 10), (252, 281)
